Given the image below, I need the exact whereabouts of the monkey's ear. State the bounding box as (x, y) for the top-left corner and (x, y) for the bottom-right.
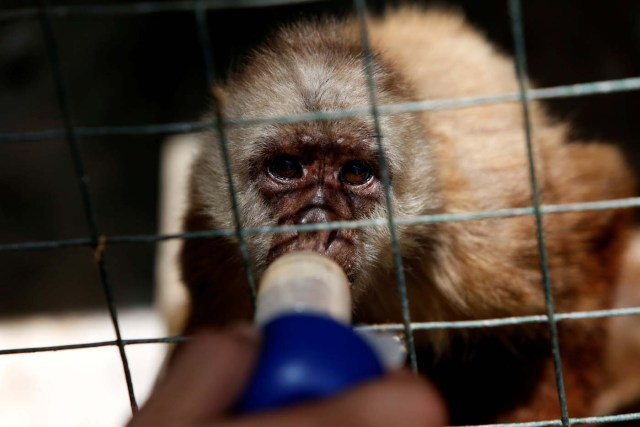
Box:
(210, 85), (229, 111)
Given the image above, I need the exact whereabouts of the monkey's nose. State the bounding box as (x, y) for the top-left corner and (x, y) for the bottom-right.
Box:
(299, 207), (331, 225)
(297, 207), (338, 251)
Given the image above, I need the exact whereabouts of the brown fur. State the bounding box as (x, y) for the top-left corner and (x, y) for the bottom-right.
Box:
(179, 8), (635, 424)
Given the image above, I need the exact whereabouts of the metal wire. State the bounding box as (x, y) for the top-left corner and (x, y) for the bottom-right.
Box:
(0, 337), (188, 356)
(508, 0), (570, 425)
(460, 412), (640, 427)
(192, 0), (258, 305)
(1, 0), (639, 425)
(4, 197), (640, 252)
(359, 306), (640, 332)
(353, 0), (418, 373)
(5, 305), (640, 356)
(37, 0), (138, 412)
(2, 77), (640, 144)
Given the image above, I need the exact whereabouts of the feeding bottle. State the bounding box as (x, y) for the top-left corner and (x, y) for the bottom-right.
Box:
(237, 251), (404, 413)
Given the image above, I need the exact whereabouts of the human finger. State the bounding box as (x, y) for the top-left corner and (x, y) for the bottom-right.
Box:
(218, 371), (447, 427)
(130, 327), (258, 427)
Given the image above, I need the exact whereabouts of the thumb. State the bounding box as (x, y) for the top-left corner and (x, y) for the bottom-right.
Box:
(132, 327), (259, 426)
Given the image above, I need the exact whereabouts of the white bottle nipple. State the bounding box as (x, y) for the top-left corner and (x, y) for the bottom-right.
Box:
(255, 251), (352, 327)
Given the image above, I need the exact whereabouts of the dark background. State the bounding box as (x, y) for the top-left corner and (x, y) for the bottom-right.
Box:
(1, 0), (639, 316)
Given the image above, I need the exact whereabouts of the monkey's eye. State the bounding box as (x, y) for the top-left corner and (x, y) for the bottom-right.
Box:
(267, 155), (304, 180)
(339, 160), (373, 186)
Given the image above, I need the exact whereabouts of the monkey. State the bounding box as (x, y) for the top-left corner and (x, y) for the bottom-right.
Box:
(176, 7), (635, 425)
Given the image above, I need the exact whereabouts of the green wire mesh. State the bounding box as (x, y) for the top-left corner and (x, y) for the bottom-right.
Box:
(1, 0), (640, 425)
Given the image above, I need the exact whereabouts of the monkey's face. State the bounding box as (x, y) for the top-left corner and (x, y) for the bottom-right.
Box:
(192, 119), (399, 291)
(188, 20), (438, 296)
(252, 126), (386, 283)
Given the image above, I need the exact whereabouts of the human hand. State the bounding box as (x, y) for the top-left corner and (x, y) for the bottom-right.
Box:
(128, 328), (446, 427)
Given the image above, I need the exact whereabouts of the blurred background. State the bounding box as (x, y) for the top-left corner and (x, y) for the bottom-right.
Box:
(1, 0), (640, 426)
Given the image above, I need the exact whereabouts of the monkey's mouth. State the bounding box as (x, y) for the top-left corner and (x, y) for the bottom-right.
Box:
(266, 230), (357, 282)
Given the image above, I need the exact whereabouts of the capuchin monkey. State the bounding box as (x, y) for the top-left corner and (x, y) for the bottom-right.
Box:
(176, 8), (635, 425)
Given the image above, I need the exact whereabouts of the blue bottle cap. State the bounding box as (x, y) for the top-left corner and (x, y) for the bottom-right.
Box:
(237, 313), (385, 413)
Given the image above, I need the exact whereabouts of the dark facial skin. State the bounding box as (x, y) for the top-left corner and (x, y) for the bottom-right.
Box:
(252, 130), (384, 281)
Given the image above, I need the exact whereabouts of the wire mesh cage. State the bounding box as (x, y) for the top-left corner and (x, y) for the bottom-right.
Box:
(2, 1), (640, 426)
